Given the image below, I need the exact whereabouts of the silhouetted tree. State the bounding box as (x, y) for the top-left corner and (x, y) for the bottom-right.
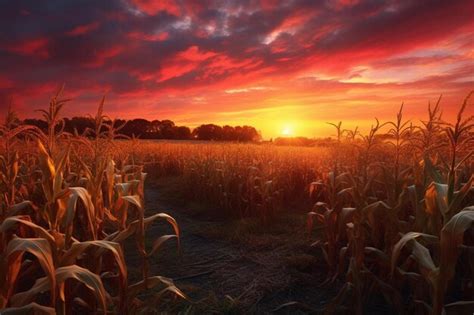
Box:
(240, 125), (260, 141)
(159, 119), (176, 139)
(222, 125), (235, 140)
(192, 124), (260, 142)
(21, 117), (260, 142)
(122, 119), (150, 138)
(174, 126), (191, 140)
(65, 117), (94, 135)
(192, 124), (223, 140)
(147, 120), (162, 138)
(23, 119), (47, 132)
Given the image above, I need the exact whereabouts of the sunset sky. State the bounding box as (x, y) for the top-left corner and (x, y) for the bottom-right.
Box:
(1, 0), (473, 138)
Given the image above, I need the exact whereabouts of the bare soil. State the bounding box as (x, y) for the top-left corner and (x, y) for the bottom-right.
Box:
(124, 179), (395, 314)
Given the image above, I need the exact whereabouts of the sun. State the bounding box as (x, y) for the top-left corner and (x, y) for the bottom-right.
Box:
(281, 126), (293, 136)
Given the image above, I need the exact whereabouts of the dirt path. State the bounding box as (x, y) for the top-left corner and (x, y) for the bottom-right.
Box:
(125, 186), (340, 314)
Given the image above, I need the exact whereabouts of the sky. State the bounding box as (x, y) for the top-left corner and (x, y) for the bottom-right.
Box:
(0, 0), (473, 138)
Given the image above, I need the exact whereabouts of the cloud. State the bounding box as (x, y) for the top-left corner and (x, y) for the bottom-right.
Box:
(66, 22), (100, 36)
(225, 86), (275, 94)
(0, 0), (472, 136)
(130, 0), (181, 16)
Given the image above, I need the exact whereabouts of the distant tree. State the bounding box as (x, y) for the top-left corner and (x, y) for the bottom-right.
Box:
(221, 125), (235, 140)
(65, 117), (94, 135)
(240, 125), (260, 142)
(23, 116), (260, 142)
(159, 119), (176, 139)
(147, 120), (162, 138)
(122, 118), (150, 138)
(23, 119), (47, 132)
(192, 124), (260, 142)
(174, 126), (191, 140)
(192, 124), (223, 140)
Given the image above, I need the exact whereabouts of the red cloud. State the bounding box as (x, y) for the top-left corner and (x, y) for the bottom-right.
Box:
(5, 38), (49, 58)
(66, 22), (100, 36)
(130, 0), (180, 15)
(86, 46), (124, 68)
(178, 46), (216, 62)
(0, 76), (14, 89)
(159, 62), (197, 82)
(127, 31), (169, 41)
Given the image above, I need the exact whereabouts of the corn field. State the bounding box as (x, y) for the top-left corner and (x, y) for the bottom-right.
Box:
(1, 89), (473, 314)
(124, 140), (333, 223)
(0, 88), (183, 314)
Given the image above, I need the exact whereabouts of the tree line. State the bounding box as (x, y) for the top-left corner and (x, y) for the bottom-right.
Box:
(23, 117), (261, 142)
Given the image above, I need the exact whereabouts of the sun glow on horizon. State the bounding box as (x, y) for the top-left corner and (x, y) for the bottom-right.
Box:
(280, 124), (294, 137)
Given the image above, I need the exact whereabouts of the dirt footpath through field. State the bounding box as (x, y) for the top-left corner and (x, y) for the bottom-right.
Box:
(123, 183), (344, 314)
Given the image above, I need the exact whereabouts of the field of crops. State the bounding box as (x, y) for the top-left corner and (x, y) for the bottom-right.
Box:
(0, 92), (183, 314)
(124, 140), (334, 221)
(1, 90), (473, 314)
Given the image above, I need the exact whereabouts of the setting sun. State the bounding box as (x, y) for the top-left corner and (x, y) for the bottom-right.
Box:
(281, 126), (293, 136)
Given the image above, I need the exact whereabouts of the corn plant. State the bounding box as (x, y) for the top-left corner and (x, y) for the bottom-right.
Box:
(0, 90), (184, 314)
(307, 92), (473, 314)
